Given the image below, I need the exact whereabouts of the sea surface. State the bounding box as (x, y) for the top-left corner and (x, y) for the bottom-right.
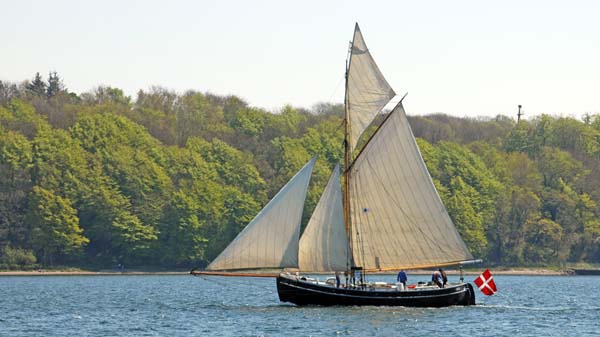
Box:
(0, 274), (598, 336)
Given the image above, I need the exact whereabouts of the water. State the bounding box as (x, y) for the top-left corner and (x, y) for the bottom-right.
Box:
(0, 274), (598, 336)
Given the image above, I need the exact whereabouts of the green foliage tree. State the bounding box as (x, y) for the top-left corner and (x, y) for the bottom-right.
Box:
(0, 129), (32, 249)
(523, 218), (563, 263)
(187, 137), (266, 199)
(445, 176), (488, 257)
(25, 73), (46, 97)
(135, 86), (178, 115)
(158, 190), (207, 266)
(0, 245), (37, 270)
(46, 71), (64, 98)
(81, 86), (131, 106)
(0, 99), (51, 138)
(0, 80), (20, 106)
(27, 186), (89, 265)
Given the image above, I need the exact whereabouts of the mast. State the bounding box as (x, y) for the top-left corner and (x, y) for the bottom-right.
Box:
(342, 22), (396, 272)
(343, 37), (353, 271)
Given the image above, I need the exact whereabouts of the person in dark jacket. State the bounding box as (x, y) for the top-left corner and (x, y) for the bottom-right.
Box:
(439, 268), (448, 288)
(432, 270), (443, 288)
(397, 270), (408, 290)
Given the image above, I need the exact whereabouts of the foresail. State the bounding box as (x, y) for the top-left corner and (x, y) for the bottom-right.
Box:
(299, 164), (350, 272)
(346, 23), (395, 153)
(207, 157), (316, 271)
(348, 103), (473, 271)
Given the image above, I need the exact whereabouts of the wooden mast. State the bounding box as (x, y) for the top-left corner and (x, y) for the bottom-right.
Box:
(343, 34), (354, 272)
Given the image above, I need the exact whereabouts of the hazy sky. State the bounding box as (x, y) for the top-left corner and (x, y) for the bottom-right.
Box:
(3, 0), (600, 118)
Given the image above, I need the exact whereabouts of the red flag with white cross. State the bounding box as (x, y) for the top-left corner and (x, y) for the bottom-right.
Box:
(474, 269), (497, 296)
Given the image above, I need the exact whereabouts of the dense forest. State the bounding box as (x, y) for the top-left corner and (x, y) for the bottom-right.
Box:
(0, 72), (598, 270)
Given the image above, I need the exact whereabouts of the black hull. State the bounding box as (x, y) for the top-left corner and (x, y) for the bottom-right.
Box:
(277, 275), (475, 307)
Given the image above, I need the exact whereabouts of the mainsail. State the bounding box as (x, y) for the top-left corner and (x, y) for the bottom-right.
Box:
(298, 164), (350, 272)
(206, 157), (316, 271)
(346, 23), (396, 153)
(348, 102), (473, 271)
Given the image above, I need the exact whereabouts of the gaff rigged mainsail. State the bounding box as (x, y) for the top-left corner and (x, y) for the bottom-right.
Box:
(206, 157), (316, 271)
(299, 164), (350, 272)
(348, 102), (473, 271)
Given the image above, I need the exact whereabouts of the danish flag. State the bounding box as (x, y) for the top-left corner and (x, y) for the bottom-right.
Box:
(474, 269), (497, 296)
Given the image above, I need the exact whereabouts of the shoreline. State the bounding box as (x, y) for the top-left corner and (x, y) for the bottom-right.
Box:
(0, 268), (570, 276)
(0, 271), (190, 276)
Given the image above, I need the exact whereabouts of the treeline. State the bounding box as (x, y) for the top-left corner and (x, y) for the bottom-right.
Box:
(0, 73), (598, 269)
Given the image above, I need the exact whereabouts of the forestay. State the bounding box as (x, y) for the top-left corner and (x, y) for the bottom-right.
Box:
(207, 157), (316, 271)
(348, 103), (473, 271)
(299, 164), (350, 272)
(346, 23), (395, 153)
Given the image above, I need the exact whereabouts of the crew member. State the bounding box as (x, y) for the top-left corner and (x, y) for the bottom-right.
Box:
(432, 270), (443, 288)
(439, 268), (448, 288)
(397, 270), (407, 290)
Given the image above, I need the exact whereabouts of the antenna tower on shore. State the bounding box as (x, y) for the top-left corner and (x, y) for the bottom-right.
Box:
(517, 105), (523, 122)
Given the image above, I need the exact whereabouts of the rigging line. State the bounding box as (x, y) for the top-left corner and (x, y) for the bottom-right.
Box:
(196, 275), (271, 292)
(194, 274), (231, 287)
(326, 74), (345, 103)
(334, 116), (345, 136)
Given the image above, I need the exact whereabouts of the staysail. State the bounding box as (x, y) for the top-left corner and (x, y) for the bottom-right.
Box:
(348, 102), (473, 271)
(206, 157), (316, 271)
(346, 23), (396, 153)
(299, 164), (350, 272)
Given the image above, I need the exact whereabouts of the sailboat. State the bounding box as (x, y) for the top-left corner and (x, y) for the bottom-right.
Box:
(192, 23), (478, 307)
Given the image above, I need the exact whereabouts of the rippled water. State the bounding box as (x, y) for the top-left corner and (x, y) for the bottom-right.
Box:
(1, 274), (598, 336)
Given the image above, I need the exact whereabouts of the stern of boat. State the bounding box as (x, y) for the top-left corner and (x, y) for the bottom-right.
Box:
(466, 282), (476, 305)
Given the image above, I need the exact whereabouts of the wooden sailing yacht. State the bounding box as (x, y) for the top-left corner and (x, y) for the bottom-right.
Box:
(192, 24), (478, 307)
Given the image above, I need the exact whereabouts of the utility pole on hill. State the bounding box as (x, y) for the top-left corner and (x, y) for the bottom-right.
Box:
(517, 105), (523, 123)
